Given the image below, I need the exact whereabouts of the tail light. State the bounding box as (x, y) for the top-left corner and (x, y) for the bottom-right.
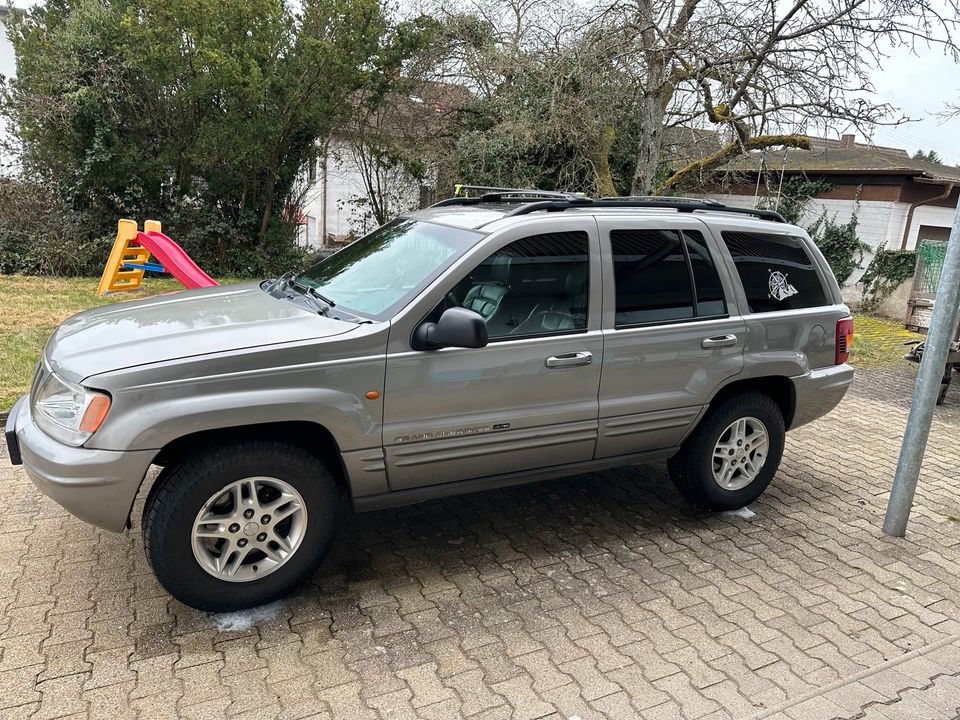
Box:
(836, 317), (853, 364)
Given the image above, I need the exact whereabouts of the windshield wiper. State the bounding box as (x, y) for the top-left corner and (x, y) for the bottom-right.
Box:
(287, 278), (337, 317)
(299, 283), (336, 308)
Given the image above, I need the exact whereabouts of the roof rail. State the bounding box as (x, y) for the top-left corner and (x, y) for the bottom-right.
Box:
(456, 185), (584, 199)
(432, 186), (586, 208)
(430, 190), (787, 223)
(601, 195), (726, 208)
(498, 198), (786, 223)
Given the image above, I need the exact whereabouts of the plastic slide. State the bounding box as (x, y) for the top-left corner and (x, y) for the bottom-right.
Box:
(135, 230), (218, 290)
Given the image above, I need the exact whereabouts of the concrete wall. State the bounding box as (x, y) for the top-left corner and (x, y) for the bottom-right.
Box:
(905, 204), (957, 250)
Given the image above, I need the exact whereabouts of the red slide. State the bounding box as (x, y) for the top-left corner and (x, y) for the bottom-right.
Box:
(135, 230), (218, 289)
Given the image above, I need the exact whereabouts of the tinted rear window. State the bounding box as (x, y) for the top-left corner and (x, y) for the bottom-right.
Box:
(611, 229), (694, 325)
(685, 230), (726, 317)
(721, 231), (829, 313)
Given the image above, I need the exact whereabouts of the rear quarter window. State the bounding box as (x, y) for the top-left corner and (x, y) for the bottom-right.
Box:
(721, 231), (830, 313)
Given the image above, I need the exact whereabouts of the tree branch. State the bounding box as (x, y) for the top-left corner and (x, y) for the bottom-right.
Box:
(655, 133), (811, 194)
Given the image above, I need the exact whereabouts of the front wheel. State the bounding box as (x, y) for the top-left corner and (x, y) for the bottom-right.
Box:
(142, 441), (340, 611)
(668, 392), (785, 510)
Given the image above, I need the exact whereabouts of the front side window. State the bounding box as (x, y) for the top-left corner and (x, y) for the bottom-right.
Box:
(297, 219), (481, 320)
(438, 231), (590, 339)
(721, 231), (829, 313)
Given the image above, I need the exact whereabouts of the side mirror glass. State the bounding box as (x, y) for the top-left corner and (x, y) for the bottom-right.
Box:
(412, 307), (488, 350)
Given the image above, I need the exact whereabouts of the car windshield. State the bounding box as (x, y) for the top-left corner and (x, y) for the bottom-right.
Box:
(296, 219), (482, 320)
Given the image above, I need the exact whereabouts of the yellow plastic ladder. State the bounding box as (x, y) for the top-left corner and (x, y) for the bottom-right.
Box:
(97, 219), (162, 294)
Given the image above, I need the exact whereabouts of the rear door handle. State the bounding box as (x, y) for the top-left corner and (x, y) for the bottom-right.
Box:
(702, 334), (738, 349)
(545, 351), (593, 368)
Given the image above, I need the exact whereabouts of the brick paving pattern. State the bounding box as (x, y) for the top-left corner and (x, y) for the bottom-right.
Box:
(1, 365), (959, 719)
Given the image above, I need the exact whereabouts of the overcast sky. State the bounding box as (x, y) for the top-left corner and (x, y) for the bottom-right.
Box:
(866, 40), (960, 165)
(4, 0), (960, 164)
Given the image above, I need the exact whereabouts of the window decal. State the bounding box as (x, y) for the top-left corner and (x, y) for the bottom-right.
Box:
(768, 270), (799, 302)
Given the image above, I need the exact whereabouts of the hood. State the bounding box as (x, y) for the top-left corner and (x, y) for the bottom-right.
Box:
(46, 282), (357, 381)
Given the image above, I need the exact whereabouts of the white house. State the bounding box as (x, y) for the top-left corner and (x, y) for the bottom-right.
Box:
(295, 138), (424, 248)
(294, 81), (466, 249)
(0, 6), (20, 173)
(0, 9), (14, 76)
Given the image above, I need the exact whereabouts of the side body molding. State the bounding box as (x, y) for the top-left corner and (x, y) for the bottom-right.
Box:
(83, 325), (391, 496)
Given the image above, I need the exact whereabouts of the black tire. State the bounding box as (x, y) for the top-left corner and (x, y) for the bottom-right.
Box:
(668, 392), (785, 511)
(143, 441), (340, 611)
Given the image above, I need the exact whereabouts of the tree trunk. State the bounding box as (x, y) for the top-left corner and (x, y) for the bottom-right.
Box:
(630, 90), (666, 196)
(258, 187), (275, 248)
(586, 126), (617, 197)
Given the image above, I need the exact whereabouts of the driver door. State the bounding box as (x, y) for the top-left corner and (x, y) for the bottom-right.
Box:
(382, 218), (603, 491)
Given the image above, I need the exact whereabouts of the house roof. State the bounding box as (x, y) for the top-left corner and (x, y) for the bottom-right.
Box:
(717, 134), (960, 184)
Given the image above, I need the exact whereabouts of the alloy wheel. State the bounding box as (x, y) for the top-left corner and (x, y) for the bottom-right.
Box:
(191, 477), (308, 582)
(711, 416), (769, 491)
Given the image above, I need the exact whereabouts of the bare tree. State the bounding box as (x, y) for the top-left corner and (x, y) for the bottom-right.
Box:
(417, 0), (643, 195)
(599, 0), (960, 195)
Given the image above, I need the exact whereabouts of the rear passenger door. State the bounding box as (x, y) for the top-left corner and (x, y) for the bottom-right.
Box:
(596, 217), (745, 458)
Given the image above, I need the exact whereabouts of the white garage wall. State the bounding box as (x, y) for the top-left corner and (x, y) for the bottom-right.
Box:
(695, 192), (914, 300)
(905, 205), (957, 250)
(298, 140), (422, 248)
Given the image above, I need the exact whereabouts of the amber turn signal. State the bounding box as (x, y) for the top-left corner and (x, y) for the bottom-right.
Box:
(79, 394), (112, 432)
(365, 390), (381, 400)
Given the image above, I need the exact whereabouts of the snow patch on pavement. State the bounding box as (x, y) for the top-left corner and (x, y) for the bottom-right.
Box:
(209, 601), (284, 631)
(721, 506), (756, 519)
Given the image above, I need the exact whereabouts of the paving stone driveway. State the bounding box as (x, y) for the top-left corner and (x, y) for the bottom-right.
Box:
(1, 367), (959, 720)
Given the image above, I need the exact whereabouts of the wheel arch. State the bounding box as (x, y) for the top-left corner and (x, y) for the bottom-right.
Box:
(132, 421), (349, 529)
(707, 376), (796, 429)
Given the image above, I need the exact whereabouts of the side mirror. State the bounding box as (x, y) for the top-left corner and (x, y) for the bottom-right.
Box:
(412, 307), (488, 350)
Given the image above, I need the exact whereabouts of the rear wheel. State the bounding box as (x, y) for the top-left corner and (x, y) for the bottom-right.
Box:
(668, 392), (785, 510)
(143, 441), (339, 611)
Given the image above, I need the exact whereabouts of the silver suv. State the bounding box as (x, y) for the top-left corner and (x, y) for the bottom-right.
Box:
(5, 192), (854, 611)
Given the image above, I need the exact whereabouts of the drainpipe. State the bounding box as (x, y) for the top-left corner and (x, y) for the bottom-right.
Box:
(320, 143), (329, 248)
(901, 182), (954, 249)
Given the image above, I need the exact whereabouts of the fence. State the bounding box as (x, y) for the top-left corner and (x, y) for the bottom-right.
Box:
(906, 239), (950, 331)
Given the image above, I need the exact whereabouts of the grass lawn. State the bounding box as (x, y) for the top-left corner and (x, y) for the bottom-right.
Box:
(0, 274), (921, 410)
(1, 275), (185, 409)
(850, 313), (921, 369)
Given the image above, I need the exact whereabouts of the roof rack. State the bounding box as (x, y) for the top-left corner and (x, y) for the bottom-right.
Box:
(505, 199), (786, 223)
(601, 195), (727, 208)
(429, 188), (786, 222)
(433, 186), (588, 207)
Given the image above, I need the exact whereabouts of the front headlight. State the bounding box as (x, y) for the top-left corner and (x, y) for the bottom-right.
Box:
(32, 372), (112, 446)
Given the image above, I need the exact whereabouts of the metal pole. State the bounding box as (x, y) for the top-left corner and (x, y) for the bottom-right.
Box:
(883, 204), (960, 536)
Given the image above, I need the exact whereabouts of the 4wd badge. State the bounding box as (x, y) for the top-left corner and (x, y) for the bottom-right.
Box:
(768, 269), (798, 301)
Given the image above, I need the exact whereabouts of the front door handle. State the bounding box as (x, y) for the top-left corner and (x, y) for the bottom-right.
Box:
(545, 351), (593, 368)
(702, 334), (738, 349)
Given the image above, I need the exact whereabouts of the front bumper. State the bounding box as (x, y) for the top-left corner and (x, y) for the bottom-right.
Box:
(790, 363), (854, 429)
(5, 394), (155, 532)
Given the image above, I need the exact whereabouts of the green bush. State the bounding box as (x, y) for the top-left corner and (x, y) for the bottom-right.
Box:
(0, 179), (111, 276)
(859, 245), (917, 311)
(1, 0), (422, 277)
(807, 210), (868, 286)
(0, 178), (310, 278)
